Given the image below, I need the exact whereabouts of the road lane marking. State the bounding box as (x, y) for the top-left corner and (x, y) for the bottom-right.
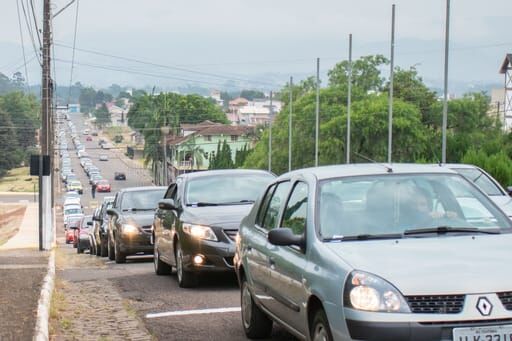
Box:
(146, 307), (241, 319)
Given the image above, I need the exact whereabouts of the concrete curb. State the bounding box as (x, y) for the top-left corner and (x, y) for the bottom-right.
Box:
(33, 248), (55, 341)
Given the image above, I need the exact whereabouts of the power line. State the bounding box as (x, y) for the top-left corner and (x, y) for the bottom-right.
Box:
(28, 0), (42, 49)
(16, 0), (30, 90)
(20, 0), (42, 65)
(67, 0), (80, 104)
(53, 42), (277, 87)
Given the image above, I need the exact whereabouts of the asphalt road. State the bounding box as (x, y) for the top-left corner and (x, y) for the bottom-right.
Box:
(57, 114), (296, 341)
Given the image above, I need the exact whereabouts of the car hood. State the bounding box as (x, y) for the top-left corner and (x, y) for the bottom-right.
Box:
(326, 234), (512, 295)
(490, 195), (512, 217)
(122, 211), (156, 227)
(182, 204), (252, 229)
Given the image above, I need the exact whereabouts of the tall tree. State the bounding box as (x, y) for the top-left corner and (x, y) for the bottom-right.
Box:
(94, 103), (111, 128)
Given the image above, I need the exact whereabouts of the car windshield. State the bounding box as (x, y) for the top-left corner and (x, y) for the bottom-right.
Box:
(65, 208), (82, 215)
(121, 189), (166, 210)
(185, 174), (273, 205)
(453, 168), (504, 196)
(98, 180), (108, 185)
(318, 173), (512, 240)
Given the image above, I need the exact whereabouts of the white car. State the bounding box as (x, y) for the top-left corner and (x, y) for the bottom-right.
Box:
(63, 204), (83, 228)
(99, 154), (108, 161)
(63, 197), (81, 208)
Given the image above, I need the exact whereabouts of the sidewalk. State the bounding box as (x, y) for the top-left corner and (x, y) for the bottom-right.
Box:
(0, 202), (51, 341)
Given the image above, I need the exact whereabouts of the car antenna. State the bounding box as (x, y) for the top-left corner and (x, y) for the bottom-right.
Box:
(354, 152), (393, 173)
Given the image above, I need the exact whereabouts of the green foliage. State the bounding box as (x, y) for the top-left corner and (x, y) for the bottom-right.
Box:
(79, 87), (97, 113)
(234, 144), (251, 168)
(462, 149), (512, 187)
(209, 140), (234, 169)
(0, 109), (22, 176)
(94, 103), (111, 128)
(328, 55), (389, 93)
(239, 90), (265, 101)
(0, 72), (24, 95)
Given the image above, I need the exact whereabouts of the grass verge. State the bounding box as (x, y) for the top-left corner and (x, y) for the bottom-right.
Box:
(0, 167), (38, 192)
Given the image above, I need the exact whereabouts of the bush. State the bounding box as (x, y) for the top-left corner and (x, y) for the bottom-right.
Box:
(462, 149), (512, 188)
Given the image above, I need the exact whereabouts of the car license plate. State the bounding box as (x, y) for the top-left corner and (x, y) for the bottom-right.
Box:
(453, 325), (512, 341)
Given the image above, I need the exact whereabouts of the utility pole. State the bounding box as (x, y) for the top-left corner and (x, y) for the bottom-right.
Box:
(40, 0), (52, 250)
(268, 91), (273, 172)
(288, 77), (293, 172)
(315, 58), (320, 167)
(346, 34), (352, 164)
(441, 0), (451, 163)
(388, 4), (395, 164)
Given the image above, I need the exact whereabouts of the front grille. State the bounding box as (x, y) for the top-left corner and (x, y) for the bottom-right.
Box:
(405, 295), (465, 314)
(141, 225), (152, 233)
(223, 229), (238, 242)
(498, 292), (512, 311)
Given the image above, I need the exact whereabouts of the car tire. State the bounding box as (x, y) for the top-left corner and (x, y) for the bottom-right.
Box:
(241, 277), (272, 338)
(154, 244), (172, 275)
(114, 237), (126, 264)
(108, 235), (115, 261)
(310, 308), (333, 341)
(175, 243), (197, 288)
(100, 240), (108, 257)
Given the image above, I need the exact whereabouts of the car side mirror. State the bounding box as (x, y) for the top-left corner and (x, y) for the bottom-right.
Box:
(268, 228), (305, 249)
(507, 186), (512, 196)
(107, 208), (120, 217)
(158, 199), (177, 211)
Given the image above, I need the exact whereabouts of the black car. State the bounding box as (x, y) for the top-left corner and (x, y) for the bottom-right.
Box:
(91, 198), (114, 257)
(152, 169), (275, 288)
(106, 186), (166, 263)
(114, 172), (126, 180)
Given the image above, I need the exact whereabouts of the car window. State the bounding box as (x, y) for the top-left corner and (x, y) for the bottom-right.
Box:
(281, 182), (308, 235)
(164, 184), (177, 200)
(256, 184), (276, 227)
(260, 181), (291, 230)
(454, 168), (503, 196)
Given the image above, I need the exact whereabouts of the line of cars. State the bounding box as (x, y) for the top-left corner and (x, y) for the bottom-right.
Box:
(68, 161), (512, 341)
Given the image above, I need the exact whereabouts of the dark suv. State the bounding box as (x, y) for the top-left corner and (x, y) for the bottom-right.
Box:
(152, 169), (274, 288)
(91, 198), (114, 257)
(107, 186), (166, 263)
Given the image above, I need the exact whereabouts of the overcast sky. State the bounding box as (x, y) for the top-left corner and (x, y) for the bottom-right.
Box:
(1, 0), (511, 92)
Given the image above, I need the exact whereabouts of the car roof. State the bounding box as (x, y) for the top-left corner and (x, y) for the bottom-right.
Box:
(64, 204), (82, 209)
(276, 163), (458, 181)
(118, 186), (167, 193)
(178, 169), (274, 181)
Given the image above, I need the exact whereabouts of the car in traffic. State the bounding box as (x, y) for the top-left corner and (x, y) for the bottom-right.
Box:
(152, 169), (275, 287)
(63, 204), (83, 229)
(96, 179), (111, 192)
(91, 197), (115, 257)
(67, 180), (83, 194)
(75, 215), (93, 253)
(65, 218), (81, 244)
(106, 186), (167, 263)
(114, 172), (126, 180)
(234, 164), (512, 341)
(445, 163), (512, 218)
(86, 135), (92, 141)
(99, 154), (108, 161)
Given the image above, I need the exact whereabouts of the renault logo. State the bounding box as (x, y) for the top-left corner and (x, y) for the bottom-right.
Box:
(476, 297), (493, 316)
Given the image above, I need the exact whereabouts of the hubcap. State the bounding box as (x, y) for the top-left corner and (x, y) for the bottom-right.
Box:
(241, 282), (252, 329)
(313, 323), (328, 341)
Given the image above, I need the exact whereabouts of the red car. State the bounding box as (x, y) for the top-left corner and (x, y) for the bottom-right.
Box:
(65, 218), (81, 244)
(74, 215), (93, 253)
(96, 179), (111, 192)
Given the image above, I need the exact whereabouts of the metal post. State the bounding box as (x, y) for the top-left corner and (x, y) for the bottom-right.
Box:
(388, 4), (395, 164)
(268, 91), (273, 172)
(346, 34), (352, 164)
(315, 58), (320, 167)
(441, 0), (451, 163)
(288, 77), (293, 172)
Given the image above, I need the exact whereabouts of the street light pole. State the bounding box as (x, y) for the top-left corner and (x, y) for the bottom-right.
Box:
(288, 77), (293, 172)
(441, 0), (451, 163)
(268, 91), (273, 172)
(388, 4), (396, 164)
(346, 34), (352, 164)
(315, 58), (320, 167)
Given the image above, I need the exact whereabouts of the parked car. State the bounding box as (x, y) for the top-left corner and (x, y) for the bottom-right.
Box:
(99, 154), (108, 161)
(234, 164), (512, 341)
(96, 179), (111, 192)
(153, 169), (275, 287)
(67, 180), (83, 194)
(444, 163), (512, 218)
(91, 198), (115, 257)
(75, 215), (93, 254)
(106, 186), (167, 263)
(63, 204), (83, 229)
(114, 172), (126, 180)
(65, 218), (81, 244)
(89, 174), (103, 185)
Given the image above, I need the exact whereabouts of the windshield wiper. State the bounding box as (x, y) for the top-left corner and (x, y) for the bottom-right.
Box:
(339, 233), (403, 241)
(186, 202), (219, 207)
(403, 226), (500, 236)
(122, 208), (155, 212)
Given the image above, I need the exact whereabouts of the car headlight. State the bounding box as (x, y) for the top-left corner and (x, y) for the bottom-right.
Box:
(344, 270), (410, 313)
(182, 223), (218, 241)
(122, 224), (139, 235)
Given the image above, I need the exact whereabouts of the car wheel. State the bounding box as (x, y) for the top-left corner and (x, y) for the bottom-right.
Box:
(175, 243), (197, 288)
(114, 236), (126, 264)
(241, 276), (272, 338)
(108, 234), (115, 261)
(100, 240), (108, 257)
(154, 244), (172, 275)
(310, 309), (333, 341)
